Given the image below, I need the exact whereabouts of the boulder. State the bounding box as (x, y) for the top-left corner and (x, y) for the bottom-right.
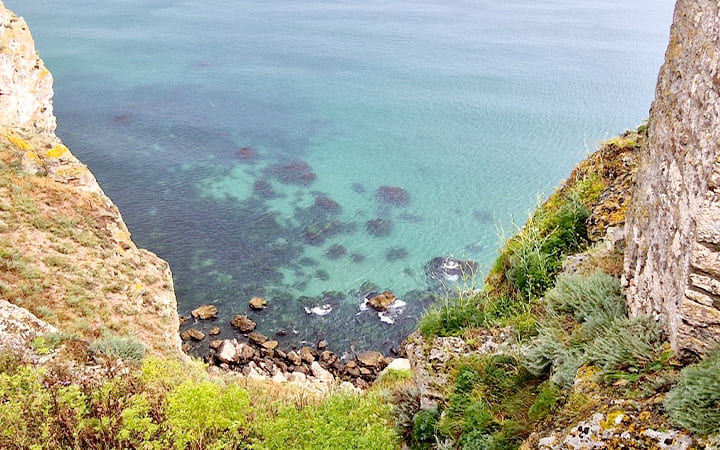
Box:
(236, 342), (256, 363)
(248, 332), (268, 345)
(249, 296), (267, 310)
(385, 358), (411, 372)
(208, 326), (221, 336)
(209, 339), (223, 350)
(300, 346), (315, 364)
(320, 350), (337, 365)
(367, 290), (397, 311)
(317, 339), (328, 350)
(286, 350), (302, 366)
(356, 350), (386, 368)
(230, 315), (256, 333)
(261, 340), (279, 350)
(311, 361), (334, 384)
(180, 328), (205, 341)
(216, 339), (240, 364)
(191, 304), (218, 320)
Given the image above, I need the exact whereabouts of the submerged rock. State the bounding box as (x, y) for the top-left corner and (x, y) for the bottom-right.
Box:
(313, 195), (341, 213)
(385, 247), (409, 261)
(236, 146), (258, 163)
(324, 243), (347, 260)
(252, 179), (276, 198)
(266, 161), (317, 186)
(425, 256), (479, 286)
(191, 304), (218, 320)
(376, 185), (411, 206)
(365, 218), (393, 237)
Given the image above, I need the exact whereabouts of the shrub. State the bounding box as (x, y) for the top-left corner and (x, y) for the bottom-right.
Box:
(390, 385), (421, 441)
(522, 273), (665, 387)
(412, 407), (440, 448)
(527, 381), (561, 422)
(90, 332), (145, 363)
(165, 380), (249, 449)
(665, 350), (720, 434)
(255, 391), (399, 450)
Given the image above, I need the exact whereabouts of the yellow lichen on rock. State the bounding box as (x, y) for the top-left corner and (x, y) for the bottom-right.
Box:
(46, 144), (68, 158)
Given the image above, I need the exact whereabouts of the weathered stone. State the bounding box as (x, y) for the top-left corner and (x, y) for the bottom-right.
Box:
(180, 328), (205, 341)
(286, 350), (302, 366)
(367, 290), (396, 311)
(356, 350), (385, 368)
(209, 339), (223, 350)
(191, 304), (218, 320)
(384, 358), (411, 372)
(359, 367), (372, 376)
(317, 339), (327, 350)
(208, 326), (221, 336)
(230, 315), (256, 333)
(320, 350), (337, 365)
(216, 339), (239, 364)
(236, 342), (256, 362)
(248, 332), (267, 345)
(300, 346), (315, 363)
(310, 361), (334, 384)
(623, 0), (720, 357)
(248, 296), (267, 310)
(289, 371), (307, 383)
(261, 340), (279, 350)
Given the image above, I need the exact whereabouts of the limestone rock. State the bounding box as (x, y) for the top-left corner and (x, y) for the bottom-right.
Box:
(208, 326), (221, 336)
(248, 296), (267, 310)
(310, 361), (334, 384)
(230, 315), (256, 333)
(300, 346), (315, 364)
(356, 350), (385, 368)
(191, 305), (218, 320)
(216, 339), (240, 364)
(180, 328), (205, 341)
(623, 0), (720, 357)
(367, 290), (396, 311)
(248, 332), (267, 345)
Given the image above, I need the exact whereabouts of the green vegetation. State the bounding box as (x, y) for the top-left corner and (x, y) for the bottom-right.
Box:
(522, 273), (665, 387)
(0, 353), (400, 449)
(89, 331), (146, 363)
(665, 350), (720, 434)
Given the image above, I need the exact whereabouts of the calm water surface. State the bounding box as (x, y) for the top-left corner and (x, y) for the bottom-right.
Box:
(12, 0), (675, 355)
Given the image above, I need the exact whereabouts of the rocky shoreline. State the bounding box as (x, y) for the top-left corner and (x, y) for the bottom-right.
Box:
(180, 300), (411, 389)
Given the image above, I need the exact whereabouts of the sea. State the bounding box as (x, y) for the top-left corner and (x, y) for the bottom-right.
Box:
(11, 0), (676, 355)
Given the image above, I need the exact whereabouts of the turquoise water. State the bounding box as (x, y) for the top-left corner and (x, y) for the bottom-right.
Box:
(13, 0), (675, 355)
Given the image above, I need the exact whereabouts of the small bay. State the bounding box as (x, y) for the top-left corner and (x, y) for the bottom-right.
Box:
(12, 0), (675, 355)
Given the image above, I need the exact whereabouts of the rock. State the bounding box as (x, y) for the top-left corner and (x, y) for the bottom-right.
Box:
(289, 371), (307, 383)
(365, 218), (393, 237)
(356, 350), (386, 368)
(272, 372), (287, 383)
(266, 161), (317, 186)
(208, 326), (221, 336)
(425, 256), (478, 286)
(359, 367), (372, 376)
(230, 315), (256, 333)
(367, 290), (397, 311)
(248, 332), (267, 345)
(181, 328), (205, 341)
(320, 350), (337, 365)
(261, 340), (279, 350)
(216, 339), (240, 364)
(249, 296), (267, 310)
(286, 350), (302, 366)
(300, 346), (315, 364)
(236, 342), (256, 362)
(313, 195), (341, 213)
(376, 185), (411, 207)
(191, 304), (218, 320)
(311, 361), (335, 384)
(275, 349), (287, 359)
(236, 146), (258, 163)
(384, 358), (411, 372)
(317, 340), (327, 350)
(209, 339), (223, 350)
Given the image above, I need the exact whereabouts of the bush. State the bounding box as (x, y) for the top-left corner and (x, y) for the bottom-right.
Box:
(412, 407), (440, 448)
(522, 273), (665, 387)
(527, 381), (561, 422)
(665, 350), (720, 434)
(90, 332), (145, 363)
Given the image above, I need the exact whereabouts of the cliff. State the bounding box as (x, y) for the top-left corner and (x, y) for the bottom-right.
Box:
(624, 0), (720, 358)
(0, 1), (183, 358)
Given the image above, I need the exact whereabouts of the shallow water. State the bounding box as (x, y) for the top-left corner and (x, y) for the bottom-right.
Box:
(13, 0), (675, 355)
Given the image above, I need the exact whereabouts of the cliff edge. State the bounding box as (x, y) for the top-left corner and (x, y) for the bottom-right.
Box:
(0, 1), (183, 358)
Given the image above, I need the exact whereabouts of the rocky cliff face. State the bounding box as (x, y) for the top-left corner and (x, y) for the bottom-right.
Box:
(624, 0), (720, 357)
(0, 1), (183, 358)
